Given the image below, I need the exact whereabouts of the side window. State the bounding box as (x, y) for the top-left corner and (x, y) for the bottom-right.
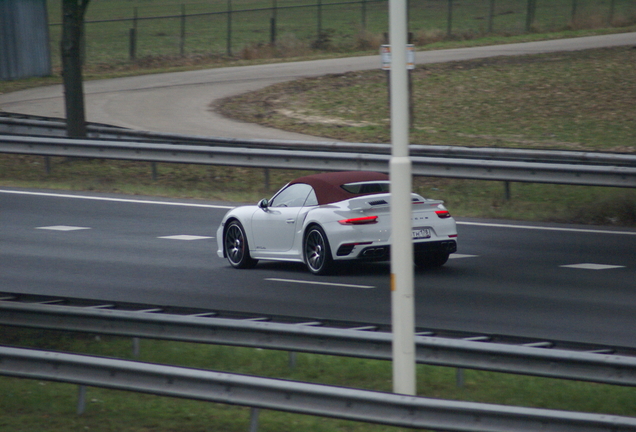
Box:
(270, 183), (314, 207)
(304, 189), (318, 207)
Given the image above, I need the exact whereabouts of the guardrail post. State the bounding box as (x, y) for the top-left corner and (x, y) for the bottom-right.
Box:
(249, 408), (260, 432)
(132, 337), (141, 358)
(77, 385), (87, 415)
(456, 368), (464, 387)
(504, 181), (511, 200)
(288, 351), (297, 369)
(263, 168), (270, 192)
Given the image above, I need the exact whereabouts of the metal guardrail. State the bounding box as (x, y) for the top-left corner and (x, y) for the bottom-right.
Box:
(2, 346), (636, 432)
(2, 300), (636, 387)
(1, 134), (635, 188)
(3, 114), (636, 166)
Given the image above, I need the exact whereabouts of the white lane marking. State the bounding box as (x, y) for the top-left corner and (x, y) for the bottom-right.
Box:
(560, 263), (626, 270)
(6, 189), (634, 236)
(457, 221), (636, 236)
(0, 189), (234, 209)
(36, 225), (91, 231)
(158, 235), (213, 241)
(265, 278), (375, 289)
(449, 254), (479, 259)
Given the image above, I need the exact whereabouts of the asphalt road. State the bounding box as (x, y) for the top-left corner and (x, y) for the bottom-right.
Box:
(0, 32), (634, 140)
(1, 34), (635, 348)
(2, 188), (635, 348)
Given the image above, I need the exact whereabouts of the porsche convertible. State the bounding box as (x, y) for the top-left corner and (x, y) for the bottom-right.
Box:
(216, 171), (457, 275)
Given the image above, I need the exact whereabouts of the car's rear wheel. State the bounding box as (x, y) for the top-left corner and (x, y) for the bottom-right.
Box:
(224, 220), (258, 269)
(304, 225), (334, 275)
(414, 251), (449, 268)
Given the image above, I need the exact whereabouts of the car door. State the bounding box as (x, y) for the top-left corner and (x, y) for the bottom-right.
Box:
(250, 183), (314, 253)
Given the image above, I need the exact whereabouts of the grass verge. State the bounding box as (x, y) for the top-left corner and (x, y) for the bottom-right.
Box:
(1, 328), (635, 432)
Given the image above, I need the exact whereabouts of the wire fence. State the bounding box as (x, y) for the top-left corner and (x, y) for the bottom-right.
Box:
(45, 0), (635, 68)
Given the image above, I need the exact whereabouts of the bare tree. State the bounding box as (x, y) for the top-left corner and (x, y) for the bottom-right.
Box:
(61, 0), (90, 138)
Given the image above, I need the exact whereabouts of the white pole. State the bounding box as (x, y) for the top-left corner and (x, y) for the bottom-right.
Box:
(389, 0), (416, 395)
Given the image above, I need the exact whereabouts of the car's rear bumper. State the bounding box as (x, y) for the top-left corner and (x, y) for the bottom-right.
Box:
(335, 239), (457, 261)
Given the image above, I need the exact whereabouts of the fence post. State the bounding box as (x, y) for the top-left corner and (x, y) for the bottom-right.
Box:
(270, 0), (277, 44)
(317, 0), (323, 38)
(526, 0), (536, 32)
(608, 0), (616, 24)
(129, 7), (138, 61)
(487, 0), (495, 33)
(446, 0), (453, 37)
(361, 0), (367, 30)
(180, 5), (186, 57)
(571, 0), (578, 23)
(226, 0), (233, 56)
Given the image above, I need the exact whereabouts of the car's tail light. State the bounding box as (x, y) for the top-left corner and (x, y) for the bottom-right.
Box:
(435, 210), (451, 219)
(338, 216), (378, 225)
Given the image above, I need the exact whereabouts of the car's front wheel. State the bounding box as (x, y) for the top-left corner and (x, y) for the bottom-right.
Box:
(224, 220), (258, 269)
(304, 225), (334, 275)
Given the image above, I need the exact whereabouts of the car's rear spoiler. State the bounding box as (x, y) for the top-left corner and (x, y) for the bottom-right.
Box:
(345, 193), (444, 211)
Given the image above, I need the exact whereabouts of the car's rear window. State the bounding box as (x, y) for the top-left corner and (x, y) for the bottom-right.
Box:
(340, 181), (390, 194)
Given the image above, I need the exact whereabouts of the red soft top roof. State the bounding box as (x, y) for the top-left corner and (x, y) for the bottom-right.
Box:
(289, 171), (389, 205)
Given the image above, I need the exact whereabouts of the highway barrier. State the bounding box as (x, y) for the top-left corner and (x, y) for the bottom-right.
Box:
(1, 134), (635, 188)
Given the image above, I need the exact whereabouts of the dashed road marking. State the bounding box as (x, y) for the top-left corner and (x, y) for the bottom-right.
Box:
(449, 254), (479, 259)
(36, 225), (91, 231)
(560, 263), (626, 270)
(158, 235), (214, 241)
(265, 278), (375, 289)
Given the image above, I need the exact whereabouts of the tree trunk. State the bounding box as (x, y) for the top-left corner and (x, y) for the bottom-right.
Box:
(61, 0), (90, 138)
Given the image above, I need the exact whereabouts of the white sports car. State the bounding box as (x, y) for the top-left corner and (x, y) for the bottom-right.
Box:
(216, 171), (457, 275)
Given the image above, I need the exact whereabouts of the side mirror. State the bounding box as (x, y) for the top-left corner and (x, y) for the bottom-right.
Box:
(258, 199), (269, 210)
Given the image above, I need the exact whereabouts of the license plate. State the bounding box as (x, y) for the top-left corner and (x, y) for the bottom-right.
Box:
(412, 228), (431, 239)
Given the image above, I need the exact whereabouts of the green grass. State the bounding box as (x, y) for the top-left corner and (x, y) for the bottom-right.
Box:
(219, 47), (636, 151)
(1, 328), (635, 432)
